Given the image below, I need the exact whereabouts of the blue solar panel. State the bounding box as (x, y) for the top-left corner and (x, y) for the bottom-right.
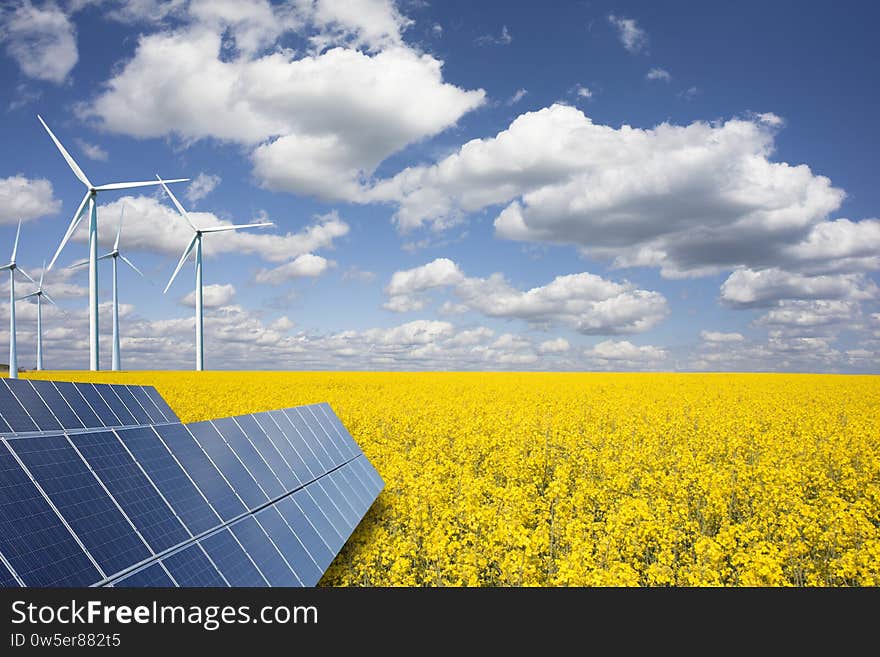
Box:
(162, 545), (226, 587)
(49, 382), (102, 429)
(144, 387), (178, 422)
(266, 411), (316, 484)
(303, 482), (350, 540)
(28, 380), (84, 431)
(7, 381), (62, 432)
(75, 385), (118, 426)
(320, 472), (360, 529)
(229, 516), (299, 586)
(111, 386), (152, 425)
(188, 421), (266, 510)
(335, 465), (370, 514)
(0, 557), (20, 587)
(199, 529), (267, 586)
(303, 405), (350, 464)
(71, 431), (190, 553)
(290, 488), (342, 548)
(115, 562), (175, 587)
(0, 441), (101, 587)
(0, 382), (38, 433)
(285, 409), (336, 473)
(316, 403), (361, 458)
(274, 496), (335, 571)
(257, 506), (322, 586)
(212, 417), (284, 499)
(9, 435), (152, 576)
(271, 411), (324, 481)
(251, 413), (305, 485)
(158, 423), (246, 521)
(93, 384), (135, 426)
(126, 386), (164, 424)
(292, 407), (343, 468)
(236, 415), (298, 490)
(117, 426), (221, 535)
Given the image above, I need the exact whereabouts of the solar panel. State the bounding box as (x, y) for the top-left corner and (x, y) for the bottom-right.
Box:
(0, 379), (383, 588)
(0, 379), (180, 435)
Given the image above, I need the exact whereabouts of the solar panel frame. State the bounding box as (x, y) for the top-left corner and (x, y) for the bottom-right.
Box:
(114, 562), (176, 587)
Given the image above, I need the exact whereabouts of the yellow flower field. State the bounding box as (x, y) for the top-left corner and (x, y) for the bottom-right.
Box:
(25, 371), (880, 586)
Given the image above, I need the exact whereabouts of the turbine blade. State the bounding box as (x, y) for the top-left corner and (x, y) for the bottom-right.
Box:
(16, 292), (39, 300)
(11, 219), (21, 263)
(95, 178), (188, 191)
(47, 191), (90, 271)
(200, 222), (274, 234)
(119, 254), (145, 278)
(98, 253), (113, 261)
(37, 115), (92, 188)
(39, 259), (45, 288)
(164, 234), (198, 294)
(114, 205), (124, 251)
(67, 258), (89, 269)
(42, 291), (58, 306)
(156, 174), (195, 230)
(16, 266), (37, 287)
(0, 264), (11, 272)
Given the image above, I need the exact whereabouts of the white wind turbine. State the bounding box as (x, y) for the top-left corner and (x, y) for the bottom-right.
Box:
(157, 175), (272, 371)
(71, 205), (145, 371)
(19, 261), (58, 372)
(1, 222), (38, 379)
(37, 115), (187, 371)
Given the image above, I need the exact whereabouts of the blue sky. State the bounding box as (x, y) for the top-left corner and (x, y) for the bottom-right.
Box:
(0, 0), (877, 372)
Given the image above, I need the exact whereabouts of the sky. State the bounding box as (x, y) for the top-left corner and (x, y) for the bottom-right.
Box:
(0, 0), (877, 372)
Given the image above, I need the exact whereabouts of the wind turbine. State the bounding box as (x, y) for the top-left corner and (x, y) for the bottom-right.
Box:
(71, 205), (145, 371)
(0, 221), (37, 379)
(37, 115), (187, 371)
(18, 261), (57, 371)
(157, 175), (272, 371)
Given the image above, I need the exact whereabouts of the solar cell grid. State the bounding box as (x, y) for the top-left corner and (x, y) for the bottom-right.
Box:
(0, 381), (382, 588)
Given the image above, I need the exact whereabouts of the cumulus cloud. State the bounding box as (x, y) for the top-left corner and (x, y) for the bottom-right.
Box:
(75, 139), (108, 162)
(370, 104), (851, 281)
(700, 330), (745, 343)
(1, 1), (78, 83)
(507, 88), (528, 105)
(539, 337), (570, 353)
(585, 339), (667, 369)
(180, 283), (236, 308)
(753, 300), (859, 329)
(608, 14), (648, 54)
(185, 173), (221, 204)
(720, 268), (877, 308)
(646, 68), (671, 82)
(383, 258), (669, 335)
(255, 253), (333, 284)
(81, 10), (485, 201)
(0, 175), (61, 224)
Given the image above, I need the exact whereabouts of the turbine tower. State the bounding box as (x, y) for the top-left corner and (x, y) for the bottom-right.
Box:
(19, 261), (57, 371)
(37, 115), (187, 371)
(158, 175), (272, 371)
(1, 222), (37, 379)
(71, 206), (145, 371)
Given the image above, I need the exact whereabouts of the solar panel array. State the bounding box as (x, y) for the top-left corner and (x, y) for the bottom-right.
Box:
(0, 379), (383, 588)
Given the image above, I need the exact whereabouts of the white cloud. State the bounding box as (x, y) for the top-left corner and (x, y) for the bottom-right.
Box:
(82, 21), (484, 201)
(383, 258), (669, 334)
(73, 197), (347, 264)
(188, 0), (295, 55)
(574, 84), (592, 99)
(646, 67), (671, 82)
(700, 330), (745, 343)
(341, 266), (375, 283)
(303, 0), (412, 52)
(180, 283), (236, 308)
(255, 253), (333, 284)
(754, 300), (859, 328)
(0, 175), (61, 224)
(585, 339), (666, 369)
(720, 268), (877, 308)
(782, 218), (880, 273)
(608, 14), (647, 54)
(75, 139), (108, 161)
(539, 337), (570, 353)
(371, 104), (847, 280)
(1, 1), (78, 83)
(185, 173), (221, 204)
(507, 88), (528, 105)
(475, 24), (512, 46)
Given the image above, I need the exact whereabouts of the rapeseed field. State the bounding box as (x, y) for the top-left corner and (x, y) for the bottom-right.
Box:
(25, 371), (880, 586)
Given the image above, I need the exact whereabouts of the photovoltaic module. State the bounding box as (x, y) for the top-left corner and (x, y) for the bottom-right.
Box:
(0, 378), (383, 587)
